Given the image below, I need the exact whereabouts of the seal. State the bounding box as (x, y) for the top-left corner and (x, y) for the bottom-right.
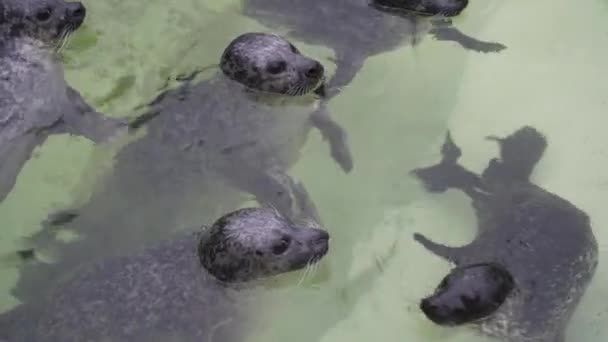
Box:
(420, 262), (515, 326)
(12, 32), (351, 303)
(243, 0), (506, 99)
(0, 0), (126, 204)
(0, 207), (330, 342)
(411, 127), (599, 341)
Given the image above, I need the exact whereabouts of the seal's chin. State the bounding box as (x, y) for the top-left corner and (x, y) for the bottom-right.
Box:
(285, 77), (326, 97)
(312, 81), (327, 97)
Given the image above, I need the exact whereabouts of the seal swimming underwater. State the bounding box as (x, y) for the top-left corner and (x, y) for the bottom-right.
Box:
(243, 0), (506, 98)
(411, 127), (598, 341)
(12, 32), (351, 303)
(0, 0), (126, 204)
(0, 207), (330, 342)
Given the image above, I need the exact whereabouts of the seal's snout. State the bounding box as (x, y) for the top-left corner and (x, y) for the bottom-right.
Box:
(305, 61), (324, 79)
(420, 297), (458, 326)
(65, 2), (86, 27)
(310, 228), (330, 256)
(314, 229), (330, 242)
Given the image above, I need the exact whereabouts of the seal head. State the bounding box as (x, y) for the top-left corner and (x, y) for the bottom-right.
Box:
(199, 207), (330, 283)
(420, 263), (515, 326)
(372, 0), (468, 17)
(0, 0), (86, 46)
(220, 32), (325, 96)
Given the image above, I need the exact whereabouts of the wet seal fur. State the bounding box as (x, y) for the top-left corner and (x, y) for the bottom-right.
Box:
(12, 33), (350, 303)
(0, 0), (126, 204)
(0, 207), (330, 342)
(411, 126), (598, 342)
(243, 0), (506, 99)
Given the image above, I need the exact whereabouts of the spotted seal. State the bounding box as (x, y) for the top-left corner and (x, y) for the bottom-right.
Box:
(243, 0), (506, 99)
(12, 32), (351, 303)
(0, 0), (126, 204)
(0, 207), (330, 342)
(411, 127), (598, 341)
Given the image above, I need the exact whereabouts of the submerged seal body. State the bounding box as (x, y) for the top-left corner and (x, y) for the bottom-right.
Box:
(0, 207), (330, 342)
(243, 0), (506, 98)
(12, 32), (350, 303)
(0, 0), (126, 204)
(411, 127), (598, 342)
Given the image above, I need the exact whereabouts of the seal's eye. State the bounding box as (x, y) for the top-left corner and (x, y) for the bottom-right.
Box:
(266, 60), (287, 75)
(272, 238), (291, 255)
(35, 8), (53, 22)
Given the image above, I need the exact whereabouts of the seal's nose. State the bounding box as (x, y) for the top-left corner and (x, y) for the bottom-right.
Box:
(305, 61), (324, 79)
(420, 299), (437, 316)
(420, 298), (448, 324)
(310, 228), (330, 256)
(66, 2), (86, 25)
(315, 229), (330, 243)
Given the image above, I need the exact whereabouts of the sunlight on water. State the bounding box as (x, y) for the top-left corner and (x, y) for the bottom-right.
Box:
(1, 0), (607, 341)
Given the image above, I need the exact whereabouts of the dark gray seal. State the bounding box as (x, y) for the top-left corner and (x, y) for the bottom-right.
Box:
(0, 207), (330, 342)
(0, 0), (126, 204)
(411, 126), (599, 342)
(12, 32), (350, 303)
(243, 0), (506, 99)
(420, 262), (515, 325)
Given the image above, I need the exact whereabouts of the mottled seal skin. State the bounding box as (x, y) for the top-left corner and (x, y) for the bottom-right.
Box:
(420, 262), (515, 326)
(243, 0), (506, 99)
(411, 127), (599, 342)
(12, 33), (350, 303)
(0, 0), (126, 204)
(0, 207), (330, 342)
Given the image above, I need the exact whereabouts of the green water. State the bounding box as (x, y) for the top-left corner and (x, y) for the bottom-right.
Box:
(1, 0), (607, 341)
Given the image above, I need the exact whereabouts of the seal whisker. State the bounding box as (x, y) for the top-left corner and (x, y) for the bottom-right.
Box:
(292, 85), (304, 96)
(53, 31), (66, 52)
(286, 86), (298, 97)
(309, 257), (321, 279)
(55, 25), (74, 55)
(296, 256), (315, 286)
(296, 264), (310, 286)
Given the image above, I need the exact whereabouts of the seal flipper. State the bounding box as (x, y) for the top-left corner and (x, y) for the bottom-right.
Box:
(413, 233), (466, 264)
(324, 52), (366, 99)
(310, 105), (353, 173)
(0, 133), (45, 203)
(412, 132), (483, 195)
(231, 166), (322, 224)
(58, 86), (128, 143)
(482, 126), (547, 183)
(429, 19), (506, 53)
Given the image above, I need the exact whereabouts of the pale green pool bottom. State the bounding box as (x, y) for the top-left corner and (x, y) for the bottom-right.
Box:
(1, 0), (608, 341)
